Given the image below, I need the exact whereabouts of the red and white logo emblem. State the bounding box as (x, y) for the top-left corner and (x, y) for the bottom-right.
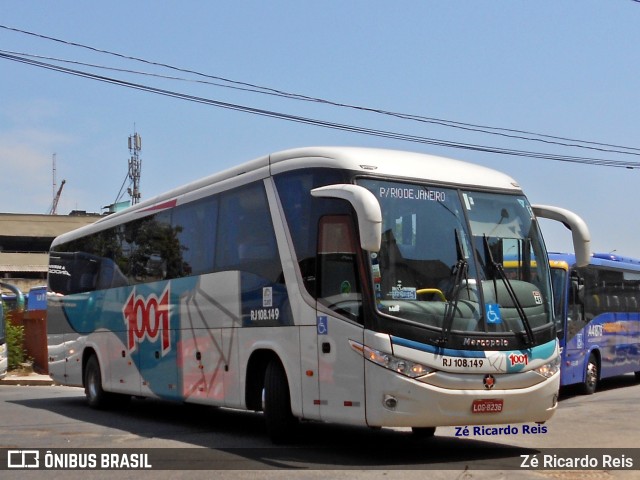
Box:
(123, 286), (171, 356)
(509, 353), (529, 367)
(483, 374), (496, 390)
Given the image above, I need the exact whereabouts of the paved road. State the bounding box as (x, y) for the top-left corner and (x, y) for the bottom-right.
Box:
(0, 374), (639, 479)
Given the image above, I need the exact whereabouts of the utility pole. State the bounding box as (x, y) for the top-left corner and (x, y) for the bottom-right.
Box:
(127, 132), (142, 205)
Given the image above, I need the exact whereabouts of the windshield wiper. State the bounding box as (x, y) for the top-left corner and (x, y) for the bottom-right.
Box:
(438, 230), (469, 346)
(483, 235), (535, 345)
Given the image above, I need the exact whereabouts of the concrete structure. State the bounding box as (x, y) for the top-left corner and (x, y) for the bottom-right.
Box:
(0, 212), (102, 292)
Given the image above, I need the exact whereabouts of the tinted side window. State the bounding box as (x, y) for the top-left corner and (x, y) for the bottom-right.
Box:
(50, 225), (129, 295)
(122, 211), (183, 283)
(49, 182), (282, 295)
(274, 169), (352, 296)
(173, 196), (217, 276)
(48, 250), (103, 295)
(215, 182), (283, 284)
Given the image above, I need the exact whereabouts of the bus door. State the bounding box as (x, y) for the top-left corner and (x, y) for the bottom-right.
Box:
(315, 215), (366, 424)
(561, 270), (588, 385)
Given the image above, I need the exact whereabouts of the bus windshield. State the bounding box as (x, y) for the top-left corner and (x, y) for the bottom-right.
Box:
(359, 179), (553, 344)
(550, 265), (568, 328)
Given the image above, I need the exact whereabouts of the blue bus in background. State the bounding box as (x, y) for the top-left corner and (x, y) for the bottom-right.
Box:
(26, 286), (48, 311)
(549, 252), (640, 394)
(0, 286), (46, 312)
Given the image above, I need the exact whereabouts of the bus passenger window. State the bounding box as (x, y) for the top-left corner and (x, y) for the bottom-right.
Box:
(215, 182), (283, 284)
(173, 196), (217, 276)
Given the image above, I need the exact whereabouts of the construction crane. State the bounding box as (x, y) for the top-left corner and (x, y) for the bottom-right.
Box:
(49, 179), (66, 215)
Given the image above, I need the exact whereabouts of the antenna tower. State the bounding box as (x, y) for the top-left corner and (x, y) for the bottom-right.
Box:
(127, 132), (142, 205)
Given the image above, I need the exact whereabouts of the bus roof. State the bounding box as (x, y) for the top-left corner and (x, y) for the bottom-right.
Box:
(52, 147), (523, 247)
(548, 252), (640, 271)
(270, 147), (521, 189)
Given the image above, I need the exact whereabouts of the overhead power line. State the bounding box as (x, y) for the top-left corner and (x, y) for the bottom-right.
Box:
(3, 49), (640, 160)
(2, 50), (638, 170)
(1, 24), (639, 160)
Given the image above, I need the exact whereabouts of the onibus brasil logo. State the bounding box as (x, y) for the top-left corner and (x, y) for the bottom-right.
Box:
(123, 285), (171, 356)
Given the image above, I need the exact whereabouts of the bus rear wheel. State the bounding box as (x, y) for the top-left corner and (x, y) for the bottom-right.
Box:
(582, 353), (599, 395)
(263, 359), (297, 444)
(84, 355), (108, 408)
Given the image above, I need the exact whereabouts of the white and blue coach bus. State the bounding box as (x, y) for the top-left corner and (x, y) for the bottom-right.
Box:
(47, 147), (590, 442)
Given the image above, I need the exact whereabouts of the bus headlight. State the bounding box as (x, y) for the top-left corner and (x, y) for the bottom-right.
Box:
(349, 340), (433, 378)
(533, 356), (560, 378)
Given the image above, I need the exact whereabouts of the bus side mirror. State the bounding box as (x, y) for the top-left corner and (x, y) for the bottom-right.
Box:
(311, 184), (382, 252)
(531, 205), (591, 267)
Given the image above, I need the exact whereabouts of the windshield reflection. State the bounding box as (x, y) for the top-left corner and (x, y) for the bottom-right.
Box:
(359, 179), (553, 340)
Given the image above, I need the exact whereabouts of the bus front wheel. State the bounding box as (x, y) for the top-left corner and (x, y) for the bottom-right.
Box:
(263, 359), (297, 444)
(582, 353), (599, 395)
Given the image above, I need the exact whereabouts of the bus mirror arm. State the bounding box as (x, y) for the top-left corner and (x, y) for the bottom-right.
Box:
(311, 184), (382, 252)
(531, 205), (591, 267)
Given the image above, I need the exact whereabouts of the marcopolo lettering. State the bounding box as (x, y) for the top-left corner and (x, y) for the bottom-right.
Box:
(463, 338), (509, 348)
(123, 286), (171, 355)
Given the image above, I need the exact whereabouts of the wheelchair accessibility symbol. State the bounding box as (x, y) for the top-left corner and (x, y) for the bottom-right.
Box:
(317, 316), (328, 335)
(485, 303), (503, 325)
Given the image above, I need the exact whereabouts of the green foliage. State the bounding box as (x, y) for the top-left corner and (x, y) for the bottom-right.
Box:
(4, 315), (27, 370)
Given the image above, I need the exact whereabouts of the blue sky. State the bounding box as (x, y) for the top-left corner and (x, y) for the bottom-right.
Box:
(1, 1), (640, 257)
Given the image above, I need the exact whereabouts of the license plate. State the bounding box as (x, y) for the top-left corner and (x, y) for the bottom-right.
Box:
(471, 399), (504, 413)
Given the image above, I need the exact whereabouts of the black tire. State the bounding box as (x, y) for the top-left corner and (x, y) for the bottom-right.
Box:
(411, 426), (436, 438)
(635, 371), (640, 381)
(84, 355), (108, 408)
(263, 359), (297, 444)
(582, 353), (599, 395)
